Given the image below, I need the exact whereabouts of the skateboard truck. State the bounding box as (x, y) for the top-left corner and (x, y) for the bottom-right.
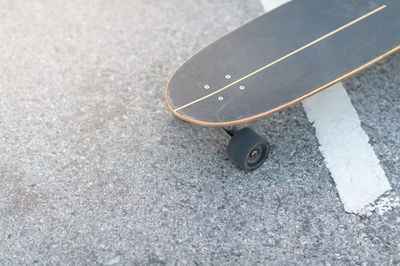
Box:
(220, 126), (270, 171)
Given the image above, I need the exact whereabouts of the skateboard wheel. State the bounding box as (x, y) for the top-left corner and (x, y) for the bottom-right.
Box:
(226, 128), (269, 171)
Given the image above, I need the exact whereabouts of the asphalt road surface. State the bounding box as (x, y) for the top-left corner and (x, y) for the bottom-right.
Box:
(0, 0), (399, 264)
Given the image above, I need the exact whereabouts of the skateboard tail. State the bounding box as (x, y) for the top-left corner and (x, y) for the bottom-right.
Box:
(166, 46), (400, 127)
(166, 0), (400, 127)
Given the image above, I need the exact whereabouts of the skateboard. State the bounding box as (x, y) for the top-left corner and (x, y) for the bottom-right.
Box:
(165, 0), (400, 171)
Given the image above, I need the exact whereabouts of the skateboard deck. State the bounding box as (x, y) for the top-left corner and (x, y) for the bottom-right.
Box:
(165, 0), (400, 127)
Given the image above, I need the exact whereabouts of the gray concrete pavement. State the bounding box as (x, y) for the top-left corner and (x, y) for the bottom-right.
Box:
(0, 0), (399, 264)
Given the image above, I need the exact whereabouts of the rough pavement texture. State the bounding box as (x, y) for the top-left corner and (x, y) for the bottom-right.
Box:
(0, 0), (399, 264)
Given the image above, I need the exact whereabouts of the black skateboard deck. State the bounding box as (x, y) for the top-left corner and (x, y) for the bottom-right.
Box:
(166, 0), (400, 126)
(165, 0), (400, 170)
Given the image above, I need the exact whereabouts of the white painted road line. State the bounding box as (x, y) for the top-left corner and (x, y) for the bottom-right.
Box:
(302, 84), (391, 214)
(259, 0), (394, 214)
(260, 0), (291, 12)
(260, 0), (290, 12)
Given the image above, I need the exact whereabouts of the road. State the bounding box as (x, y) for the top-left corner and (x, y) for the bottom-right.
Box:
(0, 0), (399, 264)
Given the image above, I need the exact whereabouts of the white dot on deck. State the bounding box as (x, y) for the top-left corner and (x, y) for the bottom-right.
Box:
(204, 85), (210, 89)
(239, 86), (245, 90)
(225, 75), (231, 79)
(218, 96), (223, 101)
